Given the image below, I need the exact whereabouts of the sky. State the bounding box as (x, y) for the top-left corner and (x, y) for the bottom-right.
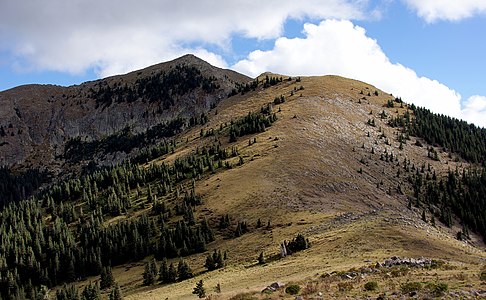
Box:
(1, 0), (486, 127)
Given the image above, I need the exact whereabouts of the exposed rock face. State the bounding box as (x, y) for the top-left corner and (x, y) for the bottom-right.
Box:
(0, 55), (250, 171)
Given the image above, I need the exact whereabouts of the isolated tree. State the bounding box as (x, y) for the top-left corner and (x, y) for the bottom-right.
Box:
(192, 280), (206, 298)
(258, 251), (265, 265)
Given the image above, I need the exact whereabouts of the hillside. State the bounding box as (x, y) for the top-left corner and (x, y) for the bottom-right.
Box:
(0, 54), (249, 174)
(1, 56), (486, 300)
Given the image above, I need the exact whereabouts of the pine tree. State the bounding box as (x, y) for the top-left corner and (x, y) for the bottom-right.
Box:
(258, 252), (265, 265)
(214, 250), (224, 269)
(192, 280), (206, 298)
(177, 259), (193, 281)
(204, 253), (215, 271)
(142, 259), (157, 286)
(158, 259), (169, 283)
(100, 266), (114, 289)
(421, 209), (427, 222)
(109, 283), (123, 300)
(81, 282), (100, 300)
(167, 263), (177, 283)
(56, 284), (79, 300)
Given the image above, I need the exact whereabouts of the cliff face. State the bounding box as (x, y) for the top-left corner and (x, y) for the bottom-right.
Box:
(0, 55), (250, 171)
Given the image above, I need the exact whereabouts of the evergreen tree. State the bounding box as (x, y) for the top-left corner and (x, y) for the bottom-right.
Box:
(142, 259), (157, 286)
(56, 285), (79, 300)
(421, 209), (427, 222)
(192, 280), (206, 298)
(80, 282), (100, 300)
(177, 259), (193, 281)
(100, 266), (114, 289)
(167, 263), (177, 283)
(158, 258), (169, 283)
(204, 253), (215, 271)
(109, 283), (123, 300)
(258, 252), (265, 265)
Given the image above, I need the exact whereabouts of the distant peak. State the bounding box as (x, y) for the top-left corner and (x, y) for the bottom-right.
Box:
(170, 54), (207, 64)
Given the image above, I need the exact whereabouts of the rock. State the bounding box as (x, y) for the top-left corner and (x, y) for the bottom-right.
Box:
(261, 286), (275, 293)
(295, 297), (303, 300)
(269, 282), (284, 289)
(409, 291), (417, 297)
(375, 262), (382, 268)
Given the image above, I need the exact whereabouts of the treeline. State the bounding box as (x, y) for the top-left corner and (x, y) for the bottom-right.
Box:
(90, 64), (220, 109)
(392, 106), (486, 165)
(229, 104), (277, 142)
(63, 117), (188, 162)
(0, 167), (50, 208)
(410, 168), (486, 240)
(228, 75), (296, 97)
(389, 104), (486, 240)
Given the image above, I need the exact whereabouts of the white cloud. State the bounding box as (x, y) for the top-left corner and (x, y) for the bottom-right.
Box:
(232, 20), (486, 127)
(461, 96), (486, 127)
(403, 0), (486, 22)
(0, 0), (367, 77)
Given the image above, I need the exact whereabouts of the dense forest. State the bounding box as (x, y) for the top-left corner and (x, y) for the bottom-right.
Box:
(0, 168), (50, 208)
(0, 97), (278, 299)
(389, 105), (486, 165)
(63, 116), (194, 163)
(390, 105), (486, 240)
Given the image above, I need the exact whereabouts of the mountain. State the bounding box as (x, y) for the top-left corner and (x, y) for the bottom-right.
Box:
(0, 54), (249, 172)
(1, 56), (486, 300)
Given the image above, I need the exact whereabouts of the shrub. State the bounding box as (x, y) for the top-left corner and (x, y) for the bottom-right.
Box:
(429, 282), (448, 296)
(364, 281), (378, 291)
(401, 282), (422, 294)
(301, 282), (318, 295)
(480, 271), (486, 281)
(430, 259), (445, 269)
(285, 284), (301, 295)
(229, 292), (258, 300)
(337, 282), (354, 292)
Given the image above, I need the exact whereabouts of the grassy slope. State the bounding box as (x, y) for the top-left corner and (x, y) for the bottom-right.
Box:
(73, 75), (485, 299)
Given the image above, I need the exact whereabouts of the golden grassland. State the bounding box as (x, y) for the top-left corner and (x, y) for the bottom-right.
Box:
(67, 75), (486, 299)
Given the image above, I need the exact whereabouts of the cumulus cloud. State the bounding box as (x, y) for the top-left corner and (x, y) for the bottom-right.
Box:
(461, 96), (486, 127)
(0, 0), (367, 77)
(403, 0), (486, 22)
(233, 20), (486, 127)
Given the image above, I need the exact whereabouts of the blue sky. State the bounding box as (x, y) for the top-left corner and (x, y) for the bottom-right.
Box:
(1, 0), (485, 126)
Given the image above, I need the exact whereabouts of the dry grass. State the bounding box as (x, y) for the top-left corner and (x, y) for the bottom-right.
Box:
(66, 75), (486, 299)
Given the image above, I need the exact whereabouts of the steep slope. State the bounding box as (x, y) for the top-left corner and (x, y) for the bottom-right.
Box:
(123, 74), (485, 299)
(0, 54), (249, 172)
(1, 58), (485, 300)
